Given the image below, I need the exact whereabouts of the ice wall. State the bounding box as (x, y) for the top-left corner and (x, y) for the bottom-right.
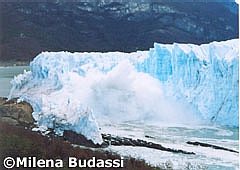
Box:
(8, 39), (239, 143)
(138, 39), (239, 126)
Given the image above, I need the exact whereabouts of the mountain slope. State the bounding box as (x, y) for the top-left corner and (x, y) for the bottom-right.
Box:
(0, 1), (238, 62)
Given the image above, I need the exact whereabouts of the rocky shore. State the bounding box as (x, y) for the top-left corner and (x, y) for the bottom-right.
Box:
(0, 97), (160, 170)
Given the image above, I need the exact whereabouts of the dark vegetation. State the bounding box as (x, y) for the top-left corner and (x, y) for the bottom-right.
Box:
(0, 0), (238, 63)
(0, 122), (159, 170)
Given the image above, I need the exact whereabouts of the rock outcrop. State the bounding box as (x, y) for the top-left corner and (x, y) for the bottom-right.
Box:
(63, 130), (195, 155)
(0, 97), (34, 126)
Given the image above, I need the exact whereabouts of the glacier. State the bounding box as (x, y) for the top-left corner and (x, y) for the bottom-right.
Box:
(8, 39), (239, 144)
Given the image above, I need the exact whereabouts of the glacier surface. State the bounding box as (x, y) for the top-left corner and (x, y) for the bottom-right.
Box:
(8, 39), (239, 143)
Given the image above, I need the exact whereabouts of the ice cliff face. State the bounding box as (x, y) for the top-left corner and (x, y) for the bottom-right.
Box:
(138, 39), (239, 126)
(8, 39), (239, 143)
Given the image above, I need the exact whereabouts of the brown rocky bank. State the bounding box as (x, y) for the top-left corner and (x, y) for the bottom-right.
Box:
(0, 97), (34, 126)
(0, 97), (160, 170)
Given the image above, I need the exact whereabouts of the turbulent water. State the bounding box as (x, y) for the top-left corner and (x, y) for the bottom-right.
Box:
(102, 122), (239, 170)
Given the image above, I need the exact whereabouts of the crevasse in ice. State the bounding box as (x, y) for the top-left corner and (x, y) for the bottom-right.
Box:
(8, 39), (239, 143)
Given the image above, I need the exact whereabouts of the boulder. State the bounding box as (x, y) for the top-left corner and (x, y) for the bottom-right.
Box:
(0, 97), (34, 126)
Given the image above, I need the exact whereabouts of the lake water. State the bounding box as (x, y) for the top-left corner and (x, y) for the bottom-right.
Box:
(0, 66), (29, 97)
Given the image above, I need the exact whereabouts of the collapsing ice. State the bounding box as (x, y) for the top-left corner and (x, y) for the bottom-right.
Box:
(8, 39), (239, 143)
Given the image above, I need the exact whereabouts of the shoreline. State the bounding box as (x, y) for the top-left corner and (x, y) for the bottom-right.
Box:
(0, 61), (30, 67)
(0, 122), (157, 170)
(0, 97), (158, 170)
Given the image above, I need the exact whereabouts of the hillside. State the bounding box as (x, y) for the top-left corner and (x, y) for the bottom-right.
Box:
(0, 1), (238, 62)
